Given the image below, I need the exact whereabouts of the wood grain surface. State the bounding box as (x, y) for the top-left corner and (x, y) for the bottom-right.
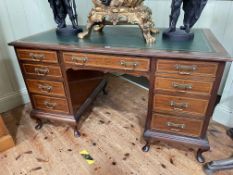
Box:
(22, 64), (62, 79)
(63, 52), (150, 72)
(17, 49), (58, 63)
(0, 115), (14, 152)
(0, 76), (232, 175)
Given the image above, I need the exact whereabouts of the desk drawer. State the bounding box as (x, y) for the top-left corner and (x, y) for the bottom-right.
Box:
(154, 77), (213, 95)
(22, 64), (62, 78)
(63, 52), (150, 72)
(153, 94), (209, 116)
(156, 60), (218, 77)
(32, 95), (69, 114)
(17, 49), (58, 63)
(151, 113), (203, 137)
(26, 79), (65, 97)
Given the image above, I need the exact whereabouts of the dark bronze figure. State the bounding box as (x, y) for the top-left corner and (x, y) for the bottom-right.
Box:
(100, 0), (112, 6)
(48, 0), (82, 36)
(163, 0), (208, 41)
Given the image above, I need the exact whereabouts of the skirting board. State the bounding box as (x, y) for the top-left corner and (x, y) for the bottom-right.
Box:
(0, 88), (30, 113)
(213, 104), (233, 127)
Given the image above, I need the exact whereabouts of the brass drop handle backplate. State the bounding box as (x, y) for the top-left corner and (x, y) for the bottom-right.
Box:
(38, 84), (53, 93)
(120, 61), (139, 68)
(44, 101), (56, 109)
(175, 64), (197, 75)
(167, 122), (186, 129)
(172, 82), (193, 90)
(170, 101), (188, 111)
(34, 67), (49, 76)
(29, 53), (45, 61)
(72, 56), (88, 64)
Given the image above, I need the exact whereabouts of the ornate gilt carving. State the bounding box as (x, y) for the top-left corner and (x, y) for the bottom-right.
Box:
(78, 0), (158, 44)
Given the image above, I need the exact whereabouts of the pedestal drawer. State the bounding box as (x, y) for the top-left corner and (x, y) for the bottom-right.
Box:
(17, 49), (58, 63)
(22, 64), (62, 78)
(154, 77), (213, 95)
(156, 59), (218, 77)
(32, 95), (69, 114)
(151, 113), (203, 137)
(63, 52), (150, 72)
(153, 94), (209, 116)
(26, 79), (65, 97)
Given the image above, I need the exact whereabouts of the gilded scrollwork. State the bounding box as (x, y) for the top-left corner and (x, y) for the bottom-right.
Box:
(78, 0), (158, 44)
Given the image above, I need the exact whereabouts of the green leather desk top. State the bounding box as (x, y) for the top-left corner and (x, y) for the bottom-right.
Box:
(10, 26), (231, 62)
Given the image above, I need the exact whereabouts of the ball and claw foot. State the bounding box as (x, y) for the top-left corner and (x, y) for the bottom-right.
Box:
(142, 143), (150, 152)
(35, 120), (43, 130)
(74, 127), (81, 138)
(197, 149), (207, 163)
(78, 31), (89, 39)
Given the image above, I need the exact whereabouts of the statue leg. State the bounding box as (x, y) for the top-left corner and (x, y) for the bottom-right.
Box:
(94, 24), (105, 32)
(64, 0), (78, 28)
(78, 9), (104, 39)
(138, 22), (156, 44)
(78, 21), (96, 39)
(169, 0), (183, 32)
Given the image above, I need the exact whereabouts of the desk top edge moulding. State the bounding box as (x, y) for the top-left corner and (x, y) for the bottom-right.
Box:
(9, 27), (231, 62)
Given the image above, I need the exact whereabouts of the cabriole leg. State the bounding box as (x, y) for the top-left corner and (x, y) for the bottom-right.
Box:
(35, 119), (43, 130)
(197, 148), (209, 163)
(142, 141), (150, 152)
(74, 125), (81, 138)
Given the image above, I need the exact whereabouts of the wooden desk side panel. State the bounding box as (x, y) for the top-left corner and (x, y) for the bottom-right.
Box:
(0, 116), (15, 152)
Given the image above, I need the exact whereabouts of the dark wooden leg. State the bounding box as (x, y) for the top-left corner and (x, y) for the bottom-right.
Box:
(73, 79), (107, 138)
(203, 157), (233, 175)
(74, 125), (81, 138)
(35, 118), (43, 130)
(142, 142), (150, 152)
(197, 148), (209, 163)
(103, 81), (108, 95)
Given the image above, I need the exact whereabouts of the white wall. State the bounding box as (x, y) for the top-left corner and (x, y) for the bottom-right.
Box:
(0, 0), (55, 112)
(0, 0), (233, 114)
(213, 64), (233, 127)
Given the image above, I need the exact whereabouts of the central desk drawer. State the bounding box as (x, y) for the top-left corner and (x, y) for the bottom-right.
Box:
(17, 49), (58, 63)
(151, 113), (203, 137)
(63, 52), (150, 72)
(153, 94), (209, 116)
(156, 59), (218, 77)
(22, 64), (62, 78)
(154, 77), (213, 95)
(26, 79), (65, 97)
(32, 95), (69, 114)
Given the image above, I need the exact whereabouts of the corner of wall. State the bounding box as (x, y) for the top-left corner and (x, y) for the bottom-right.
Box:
(0, 88), (30, 113)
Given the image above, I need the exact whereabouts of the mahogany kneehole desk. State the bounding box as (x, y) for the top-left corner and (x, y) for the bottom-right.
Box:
(10, 27), (232, 163)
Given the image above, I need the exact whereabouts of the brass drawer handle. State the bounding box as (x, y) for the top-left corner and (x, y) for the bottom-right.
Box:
(29, 53), (45, 61)
(72, 56), (88, 64)
(38, 84), (53, 93)
(172, 82), (192, 90)
(167, 122), (186, 129)
(44, 101), (56, 109)
(170, 101), (188, 111)
(34, 67), (49, 76)
(120, 61), (139, 68)
(175, 64), (197, 75)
